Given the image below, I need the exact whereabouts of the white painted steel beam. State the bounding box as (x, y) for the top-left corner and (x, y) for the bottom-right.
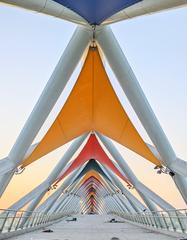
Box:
(96, 26), (187, 203)
(8, 134), (87, 211)
(0, 27), (91, 197)
(41, 165), (87, 214)
(103, 0), (187, 25)
(97, 133), (174, 211)
(100, 165), (146, 212)
(19, 157), (88, 227)
(0, 0), (87, 25)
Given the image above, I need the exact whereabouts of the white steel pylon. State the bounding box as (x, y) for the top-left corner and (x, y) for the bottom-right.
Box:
(0, 0), (187, 215)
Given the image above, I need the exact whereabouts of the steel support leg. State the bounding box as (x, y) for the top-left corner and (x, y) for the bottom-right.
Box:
(98, 133), (174, 211)
(96, 26), (187, 202)
(8, 134), (87, 210)
(0, 27), (91, 196)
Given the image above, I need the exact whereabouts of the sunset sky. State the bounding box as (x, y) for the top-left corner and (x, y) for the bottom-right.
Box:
(0, 3), (187, 209)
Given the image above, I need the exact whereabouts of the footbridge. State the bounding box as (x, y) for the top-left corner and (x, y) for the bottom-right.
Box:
(0, 0), (187, 239)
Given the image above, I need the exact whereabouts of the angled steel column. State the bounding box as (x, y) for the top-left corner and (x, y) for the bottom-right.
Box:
(104, 197), (111, 213)
(146, 143), (187, 178)
(60, 195), (73, 214)
(94, 163), (143, 213)
(105, 197), (113, 213)
(54, 195), (72, 213)
(36, 187), (64, 212)
(97, 133), (174, 211)
(50, 179), (83, 214)
(62, 195), (78, 214)
(20, 154), (87, 226)
(42, 165), (86, 214)
(113, 194), (130, 213)
(51, 173), (86, 214)
(0, 0), (87, 25)
(103, 197), (110, 213)
(106, 196), (121, 213)
(109, 195), (123, 213)
(113, 193), (131, 214)
(103, 0), (187, 25)
(74, 195), (80, 213)
(117, 193), (136, 214)
(49, 193), (68, 213)
(96, 26), (187, 203)
(8, 134), (87, 211)
(58, 194), (75, 213)
(106, 181), (136, 214)
(105, 165), (157, 211)
(100, 164), (146, 212)
(100, 163), (145, 213)
(73, 196), (81, 213)
(107, 199), (116, 213)
(38, 184), (74, 212)
(0, 27), (91, 196)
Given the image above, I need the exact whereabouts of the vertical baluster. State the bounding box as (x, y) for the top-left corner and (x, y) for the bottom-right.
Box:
(0, 211), (9, 233)
(15, 212), (23, 231)
(8, 211), (17, 232)
(168, 211), (176, 232)
(161, 213), (169, 230)
(175, 210), (185, 233)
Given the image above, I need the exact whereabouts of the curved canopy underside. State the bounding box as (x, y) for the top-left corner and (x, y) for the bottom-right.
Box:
(78, 172), (106, 189)
(22, 47), (160, 168)
(74, 168), (114, 213)
(53, 0), (142, 25)
(70, 159), (112, 184)
(55, 134), (131, 186)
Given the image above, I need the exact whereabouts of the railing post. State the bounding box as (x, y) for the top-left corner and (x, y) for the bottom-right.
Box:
(167, 212), (176, 232)
(149, 213), (155, 227)
(0, 208), (67, 236)
(175, 210), (185, 233)
(29, 212), (36, 227)
(32, 212), (39, 227)
(0, 211), (9, 233)
(161, 213), (169, 230)
(36, 213), (42, 226)
(45, 214), (50, 224)
(25, 214), (32, 228)
(15, 212), (23, 230)
(143, 213), (150, 226)
(113, 208), (187, 234)
(152, 213), (159, 229)
(2, 208), (187, 236)
(8, 211), (17, 232)
(40, 214), (46, 225)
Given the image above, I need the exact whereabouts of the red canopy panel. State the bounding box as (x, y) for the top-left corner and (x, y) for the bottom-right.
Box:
(56, 134), (131, 186)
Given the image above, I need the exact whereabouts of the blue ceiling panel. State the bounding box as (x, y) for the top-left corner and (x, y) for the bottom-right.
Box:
(53, 0), (142, 25)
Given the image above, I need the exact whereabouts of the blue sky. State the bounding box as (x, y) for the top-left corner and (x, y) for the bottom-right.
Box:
(0, 3), (187, 208)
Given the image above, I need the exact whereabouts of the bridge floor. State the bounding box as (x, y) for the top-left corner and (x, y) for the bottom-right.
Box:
(11, 214), (177, 240)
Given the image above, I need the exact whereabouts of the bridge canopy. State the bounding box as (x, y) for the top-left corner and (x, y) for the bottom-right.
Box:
(53, 0), (142, 24)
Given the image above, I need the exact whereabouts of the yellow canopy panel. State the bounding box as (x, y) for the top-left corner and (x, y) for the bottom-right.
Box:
(78, 170), (106, 188)
(22, 47), (160, 167)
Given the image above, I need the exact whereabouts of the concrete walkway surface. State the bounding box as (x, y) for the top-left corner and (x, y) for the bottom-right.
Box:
(10, 214), (179, 240)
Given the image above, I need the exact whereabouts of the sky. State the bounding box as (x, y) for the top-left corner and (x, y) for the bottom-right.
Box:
(0, 3), (187, 209)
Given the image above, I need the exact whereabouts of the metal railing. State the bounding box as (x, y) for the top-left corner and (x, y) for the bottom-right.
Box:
(112, 209), (187, 234)
(0, 208), (73, 234)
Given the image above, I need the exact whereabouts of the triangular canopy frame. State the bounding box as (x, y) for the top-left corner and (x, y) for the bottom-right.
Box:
(22, 47), (160, 168)
(55, 134), (131, 186)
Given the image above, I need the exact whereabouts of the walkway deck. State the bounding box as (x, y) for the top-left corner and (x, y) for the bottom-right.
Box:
(10, 215), (178, 240)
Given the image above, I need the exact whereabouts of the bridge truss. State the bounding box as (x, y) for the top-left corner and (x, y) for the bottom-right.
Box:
(0, 0), (187, 238)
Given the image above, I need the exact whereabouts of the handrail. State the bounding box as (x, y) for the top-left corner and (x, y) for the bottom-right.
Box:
(111, 209), (187, 234)
(0, 208), (43, 214)
(0, 208), (75, 235)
